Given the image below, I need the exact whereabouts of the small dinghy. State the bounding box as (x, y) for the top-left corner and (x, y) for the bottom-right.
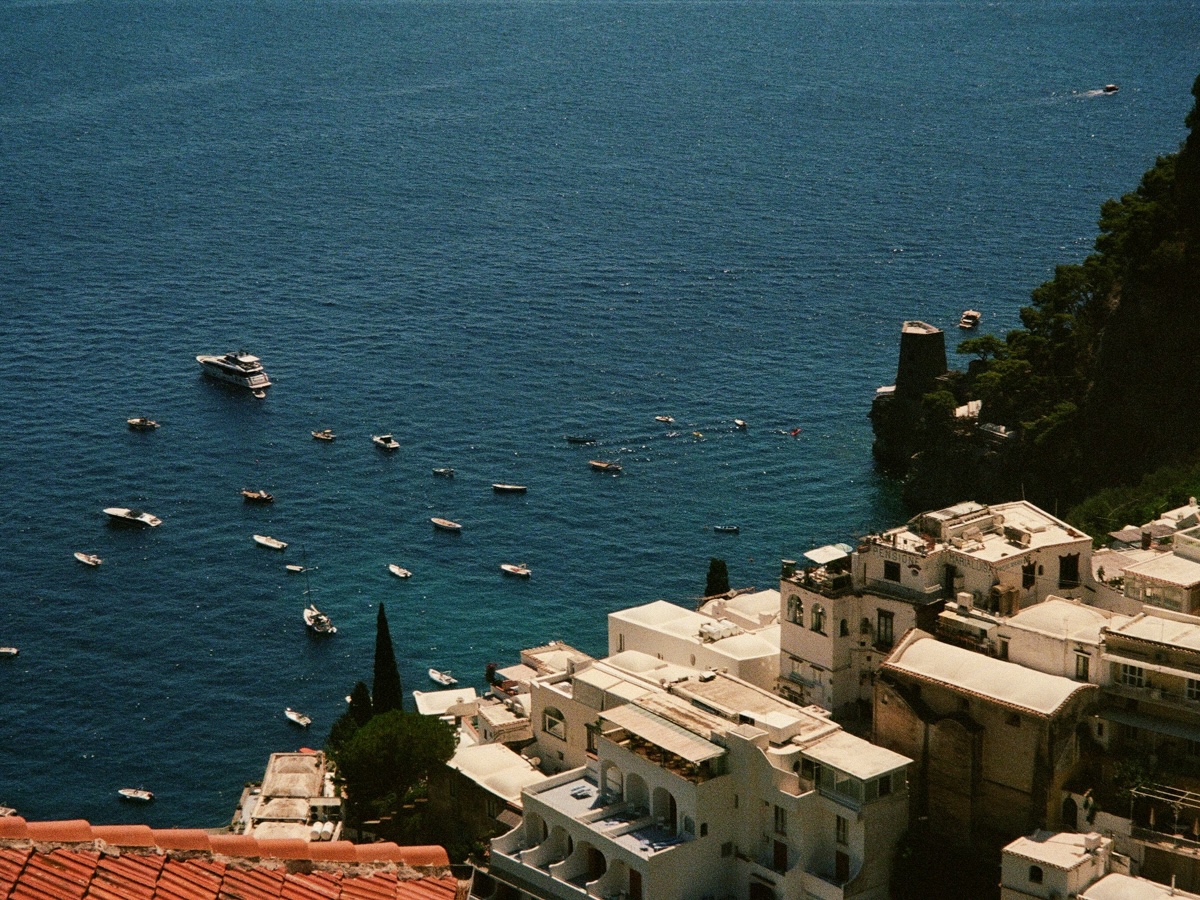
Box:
(500, 563), (532, 578)
(253, 534), (287, 550)
(285, 708), (312, 727)
(74, 552), (103, 567)
(429, 668), (458, 686)
(118, 788), (154, 803)
(388, 564), (412, 579)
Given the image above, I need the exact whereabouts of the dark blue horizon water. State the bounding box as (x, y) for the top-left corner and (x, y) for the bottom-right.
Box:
(1, 0), (1197, 827)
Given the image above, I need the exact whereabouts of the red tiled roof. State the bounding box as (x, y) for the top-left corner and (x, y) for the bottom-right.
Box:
(0, 819), (461, 900)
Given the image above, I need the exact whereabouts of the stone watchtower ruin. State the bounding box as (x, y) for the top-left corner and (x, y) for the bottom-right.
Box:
(870, 320), (948, 472)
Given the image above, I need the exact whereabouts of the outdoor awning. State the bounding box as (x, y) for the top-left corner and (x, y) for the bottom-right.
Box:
(1100, 707), (1200, 743)
(804, 545), (849, 566)
(601, 704), (724, 763)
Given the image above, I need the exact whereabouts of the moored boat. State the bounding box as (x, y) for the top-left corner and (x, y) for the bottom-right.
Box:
(241, 488), (274, 504)
(196, 350), (271, 398)
(118, 788), (154, 803)
(431, 517), (463, 533)
(372, 433), (400, 451)
(253, 534), (287, 550)
(589, 459), (622, 473)
(303, 603), (336, 634)
(311, 428), (336, 442)
(734, 419), (748, 429)
(104, 507), (162, 527)
(429, 668), (458, 686)
(285, 707), (312, 727)
(713, 525), (740, 534)
(0, 647), (18, 657)
(432, 467), (455, 478)
(285, 563), (308, 573)
(565, 435), (596, 445)
(74, 551), (103, 566)
(388, 563), (412, 579)
(500, 563), (531, 578)
(492, 483), (527, 494)
(958, 309), (982, 329)
(127, 417), (159, 431)
(655, 415), (674, 424)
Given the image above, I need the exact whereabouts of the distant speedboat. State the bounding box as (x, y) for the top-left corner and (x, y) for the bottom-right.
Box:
(303, 603), (336, 635)
(388, 563), (412, 579)
(285, 707), (312, 727)
(311, 428), (336, 442)
(713, 525), (740, 534)
(127, 417), (159, 431)
(241, 488), (274, 504)
(253, 534), (287, 550)
(958, 309), (982, 329)
(492, 483), (528, 494)
(0, 647), (19, 658)
(1103, 83), (1119, 93)
(429, 668), (458, 686)
(734, 419), (748, 429)
(285, 563), (309, 573)
(117, 788), (154, 803)
(589, 459), (622, 473)
(431, 517), (463, 533)
(655, 415), (674, 424)
(500, 563), (531, 578)
(432, 467), (455, 478)
(372, 433), (400, 451)
(74, 551), (103, 566)
(196, 350), (270, 398)
(104, 507), (162, 527)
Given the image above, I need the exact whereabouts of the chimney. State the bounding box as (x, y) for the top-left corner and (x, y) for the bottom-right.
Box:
(781, 559), (797, 578)
(957, 591), (973, 614)
(1142, 529), (1153, 550)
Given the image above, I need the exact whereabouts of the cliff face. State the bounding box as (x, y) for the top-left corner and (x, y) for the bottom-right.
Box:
(873, 73), (1200, 514)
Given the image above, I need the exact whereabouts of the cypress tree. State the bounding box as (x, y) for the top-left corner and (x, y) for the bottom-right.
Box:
(349, 680), (374, 727)
(372, 603), (403, 714)
(705, 558), (730, 596)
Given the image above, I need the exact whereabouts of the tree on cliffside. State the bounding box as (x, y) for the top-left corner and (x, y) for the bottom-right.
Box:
(372, 602), (403, 714)
(706, 558), (730, 596)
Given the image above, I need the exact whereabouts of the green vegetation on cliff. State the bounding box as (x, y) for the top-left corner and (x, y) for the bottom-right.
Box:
(879, 73), (1200, 528)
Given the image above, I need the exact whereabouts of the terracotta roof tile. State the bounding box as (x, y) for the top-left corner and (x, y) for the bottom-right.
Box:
(0, 819), (459, 900)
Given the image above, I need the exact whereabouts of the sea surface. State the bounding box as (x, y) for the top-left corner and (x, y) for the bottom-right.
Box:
(1, 0), (1197, 827)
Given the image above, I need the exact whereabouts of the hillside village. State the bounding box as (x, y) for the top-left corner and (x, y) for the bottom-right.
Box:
(5, 492), (1200, 900)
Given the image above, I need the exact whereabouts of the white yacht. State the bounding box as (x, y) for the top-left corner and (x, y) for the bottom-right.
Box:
(196, 351), (271, 397)
(104, 507), (162, 527)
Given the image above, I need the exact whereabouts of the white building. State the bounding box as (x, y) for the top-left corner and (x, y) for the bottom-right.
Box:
(609, 597), (781, 692)
(1000, 830), (1114, 900)
(491, 662), (911, 900)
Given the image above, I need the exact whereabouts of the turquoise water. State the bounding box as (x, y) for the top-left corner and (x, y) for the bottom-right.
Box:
(1, 0), (1197, 826)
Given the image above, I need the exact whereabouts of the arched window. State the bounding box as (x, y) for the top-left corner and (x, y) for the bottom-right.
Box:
(1028, 865), (1043, 884)
(811, 604), (826, 634)
(788, 594), (803, 626)
(839, 619), (849, 636)
(543, 706), (566, 741)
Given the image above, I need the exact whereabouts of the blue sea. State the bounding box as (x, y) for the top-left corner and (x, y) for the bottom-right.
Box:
(1, 0), (1197, 827)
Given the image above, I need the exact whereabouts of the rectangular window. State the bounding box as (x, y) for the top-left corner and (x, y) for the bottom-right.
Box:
(883, 560), (901, 582)
(1022, 561), (1036, 590)
(836, 815), (848, 845)
(1058, 553), (1080, 589)
(1075, 654), (1090, 681)
(878, 773), (892, 797)
(998, 639), (1009, 660)
(721, 841), (733, 858)
(1188, 679), (1200, 702)
(1120, 664), (1145, 688)
(877, 610), (894, 648)
(774, 805), (787, 835)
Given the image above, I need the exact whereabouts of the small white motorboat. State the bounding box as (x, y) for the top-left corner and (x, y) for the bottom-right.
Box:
(118, 788), (154, 803)
(372, 433), (400, 451)
(432, 467), (455, 478)
(431, 517), (463, 533)
(303, 604), (337, 635)
(492, 483), (528, 494)
(104, 507), (162, 527)
(713, 525), (740, 534)
(654, 415), (674, 424)
(311, 428), (336, 442)
(958, 309), (982, 329)
(589, 459), (622, 473)
(74, 551), (103, 567)
(241, 488), (274, 504)
(253, 534), (287, 550)
(126, 417), (159, 431)
(285, 563), (309, 573)
(734, 419), (748, 429)
(1103, 83), (1119, 94)
(285, 707), (312, 727)
(0, 647), (18, 657)
(500, 563), (531, 578)
(429, 668), (458, 686)
(388, 563), (412, 579)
